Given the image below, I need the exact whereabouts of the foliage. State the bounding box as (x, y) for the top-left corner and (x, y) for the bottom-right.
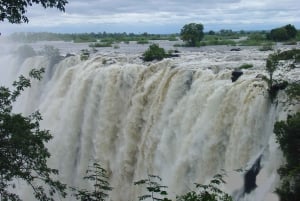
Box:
(142, 44), (167, 62)
(89, 42), (112, 48)
(239, 39), (273, 47)
(259, 44), (274, 51)
(9, 32), (179, 44)
(80, 49), (90, 61)
(274, 112), (300, 201)
(284, 24), (298, 39)
(180, 23), (204, 47)
(71, 162), (112, 201)
(286, 82), (300, 102)
(265, 52), (279, 89)
(238, 63), (253, 70)
(135, 174), (232, 201)
(0, 0), (67, 24)
(264, 51), (292, 102)
(137, 39), (149, 44)
(177, 174), (232, 201)
(268, 24), (297, 42)
(199, 39), (236, 46)
(134, 174), (171, 201)
(0, 68), (67, 201)
(276, 49), (300, 62)
(283, 41), (297, 45)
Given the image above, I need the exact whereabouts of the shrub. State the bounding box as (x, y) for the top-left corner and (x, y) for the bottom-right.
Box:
(277, 49), (300, 62)
(71, 162), (112, 201)
(259, 44), (274, 51)
(238, 63), (253, 69)
(134, 175), (171, 201)
(177, 174), (233, 201)
(142, 44), (167, 61)
(137, 39), (149, 44)
(89, 42), (112, 47)
(268, 24), (297, 41)
(80, 49), (90, 61)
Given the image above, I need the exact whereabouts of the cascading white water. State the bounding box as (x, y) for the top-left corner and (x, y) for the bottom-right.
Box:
(2, 46), (295, 201)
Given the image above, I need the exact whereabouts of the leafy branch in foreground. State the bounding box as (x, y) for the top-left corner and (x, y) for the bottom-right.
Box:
(0, 0), (68, 24)
(134, 174), (171, 201)
(0, 68), (67, 201)
(71, 162), (112, 201)
(177, 174), (232, 201)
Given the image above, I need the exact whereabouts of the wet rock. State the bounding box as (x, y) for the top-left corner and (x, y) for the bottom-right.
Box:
(230, 48), (241, 51)
(231, 69), (243, 82)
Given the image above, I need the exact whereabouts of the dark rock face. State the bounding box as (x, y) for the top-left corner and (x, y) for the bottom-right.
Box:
(244, 155), (262, 194)
(231, 70), (243, 82)
(270, 81), (289, 91)
(230, 48), (241, 51)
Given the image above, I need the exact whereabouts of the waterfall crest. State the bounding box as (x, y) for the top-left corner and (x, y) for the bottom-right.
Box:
(0, 53), (285, 201)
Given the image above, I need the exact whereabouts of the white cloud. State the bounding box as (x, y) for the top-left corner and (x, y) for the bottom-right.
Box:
(1, 0), (300, 33)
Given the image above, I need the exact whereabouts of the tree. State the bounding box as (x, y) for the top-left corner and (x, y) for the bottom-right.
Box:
(269, 28), (289, 41)
(142, 44), (167, 62)
(1, 1), (68, 200)
(0, 0), (68, 24)
(274, 112), (300, 201)
(265, 52), (279, 89)
(0, 69), (67, 200)
(267, 24), (297, 41)
(284, 24), (297, 39)
(180, 23), (204, 47)
(71, 162), (112, 201)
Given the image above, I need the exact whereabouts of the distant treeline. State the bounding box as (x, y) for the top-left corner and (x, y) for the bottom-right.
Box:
(8, 32), (179, 43)
(8, 24), (300, 48)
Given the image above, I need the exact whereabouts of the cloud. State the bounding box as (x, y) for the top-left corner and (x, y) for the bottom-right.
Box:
(1, 0), (300, 33)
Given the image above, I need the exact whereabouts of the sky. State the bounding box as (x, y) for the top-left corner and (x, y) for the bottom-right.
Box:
(1, 0), (300, 34)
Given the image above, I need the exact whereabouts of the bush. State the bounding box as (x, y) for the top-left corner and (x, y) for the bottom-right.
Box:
(277, 49), (300, 62)
(268, 24), (297, 41)
(142, 44), (167, 61)
(238, 63), (253, 69)
(137, 39), (149, 44)
(71, 162), (112, 201)
(259, 44), (274, 51)
(89, 42), (112, 47)
(80, 49), (90, 61)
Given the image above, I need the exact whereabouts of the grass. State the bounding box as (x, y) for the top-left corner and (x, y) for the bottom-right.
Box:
(238, 63), (253, 69)
(89, 42), (112, 47)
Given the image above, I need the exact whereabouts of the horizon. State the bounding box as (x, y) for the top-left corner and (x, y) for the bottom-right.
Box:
(2, 24), (300, 36)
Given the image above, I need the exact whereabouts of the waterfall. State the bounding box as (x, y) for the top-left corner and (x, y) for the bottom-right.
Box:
(0, 50), (287, 201)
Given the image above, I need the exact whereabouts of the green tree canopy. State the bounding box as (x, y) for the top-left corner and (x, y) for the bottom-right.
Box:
(180, 23), (204, 47)
(0, 1), (68, 200)
(0, 69), (67, 200)
(0, 0), (68, 24)
(268, 24), (297, 41)
(274, 112), (300, 201)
